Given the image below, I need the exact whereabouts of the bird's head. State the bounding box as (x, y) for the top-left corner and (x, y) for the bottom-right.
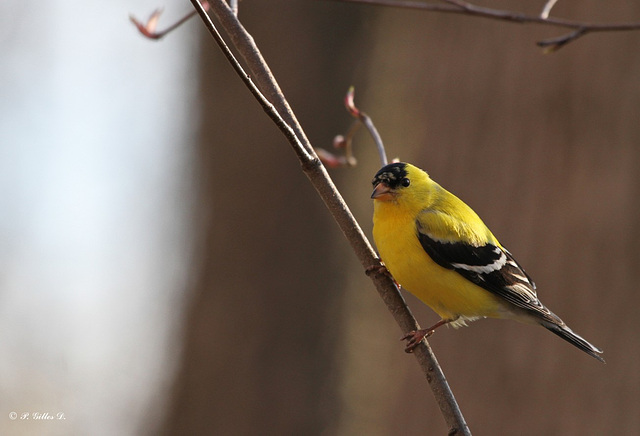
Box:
(371, 162), (429, 204)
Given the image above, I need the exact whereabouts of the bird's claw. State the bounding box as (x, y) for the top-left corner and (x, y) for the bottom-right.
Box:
(365, 262), (401, 288)
(365, 262), (389, 278)
(401, 329), (434, 353)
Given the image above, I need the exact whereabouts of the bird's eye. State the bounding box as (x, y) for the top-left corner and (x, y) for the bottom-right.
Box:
(401, 178), (410, 187)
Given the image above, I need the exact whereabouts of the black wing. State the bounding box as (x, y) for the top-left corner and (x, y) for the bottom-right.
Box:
(416, 219), (557, 322)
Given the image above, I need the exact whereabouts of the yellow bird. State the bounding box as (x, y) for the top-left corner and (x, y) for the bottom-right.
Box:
(371, 162), (604, 363)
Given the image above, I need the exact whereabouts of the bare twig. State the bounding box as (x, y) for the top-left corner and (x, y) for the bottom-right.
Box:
(316, 127), (359, 168)
(190, 1), (470, 433)
(321, 87), (390, 168)
(537, 26), (587, 53)
(130, 8), (200, 40)
(315, 145), (357, 168)
(332, 0), (640, 51)
(319, 89), (372, 169)
(344, 87), (388, 166)
(130, 0), (241, 39)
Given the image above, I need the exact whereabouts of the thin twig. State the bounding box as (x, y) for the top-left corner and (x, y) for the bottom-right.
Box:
(334, 0), (640, 29)
(345, 87), (388, 166)
(130, 8), (200, 40)
(537, 26), (587, 53)
(191, 1), (470, 433)
(332, 0), (640, 50)
(130, 0), (235, 40)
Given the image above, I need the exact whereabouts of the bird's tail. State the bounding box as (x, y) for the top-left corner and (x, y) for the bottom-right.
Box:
(541, 321), (605, 363)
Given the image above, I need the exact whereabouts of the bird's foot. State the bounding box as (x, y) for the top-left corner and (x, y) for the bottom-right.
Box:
(365, 262), (400, 287)
(365, 262), (389, 277)
(401, 319), (453, 353)
(401, 329), (434, 353)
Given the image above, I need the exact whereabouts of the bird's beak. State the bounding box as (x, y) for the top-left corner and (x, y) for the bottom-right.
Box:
(371, 183), (395, 201)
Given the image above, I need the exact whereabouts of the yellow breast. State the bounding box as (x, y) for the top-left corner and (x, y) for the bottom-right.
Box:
(372, 201), (504, 321)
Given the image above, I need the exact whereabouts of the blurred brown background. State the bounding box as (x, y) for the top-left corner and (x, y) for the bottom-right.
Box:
(163, 1), (639, 435)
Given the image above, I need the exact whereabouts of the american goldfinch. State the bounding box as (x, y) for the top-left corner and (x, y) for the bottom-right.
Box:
(371, 162), (604, 363)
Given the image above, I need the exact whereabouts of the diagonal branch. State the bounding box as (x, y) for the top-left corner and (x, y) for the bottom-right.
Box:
(332, 0), (640, 51)
(187, 1), (313, 163)
(188, 0), (470, 433)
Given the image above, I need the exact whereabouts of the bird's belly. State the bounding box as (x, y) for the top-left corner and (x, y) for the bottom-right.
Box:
(374, 221), (504, 321)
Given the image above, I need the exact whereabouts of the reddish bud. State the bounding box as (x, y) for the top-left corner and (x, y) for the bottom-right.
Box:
(130, 2), (209, 40)
(344, 86), (360, 118)
(333, 135), (347, 149)
(316, 148), (350, 168)
(130, 9), (164, 40)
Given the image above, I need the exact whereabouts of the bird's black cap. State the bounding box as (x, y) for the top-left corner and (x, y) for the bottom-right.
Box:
(372, 162), (408, 189)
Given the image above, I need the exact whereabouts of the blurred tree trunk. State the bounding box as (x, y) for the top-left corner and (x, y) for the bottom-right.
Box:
(161, 3), (368, 435)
